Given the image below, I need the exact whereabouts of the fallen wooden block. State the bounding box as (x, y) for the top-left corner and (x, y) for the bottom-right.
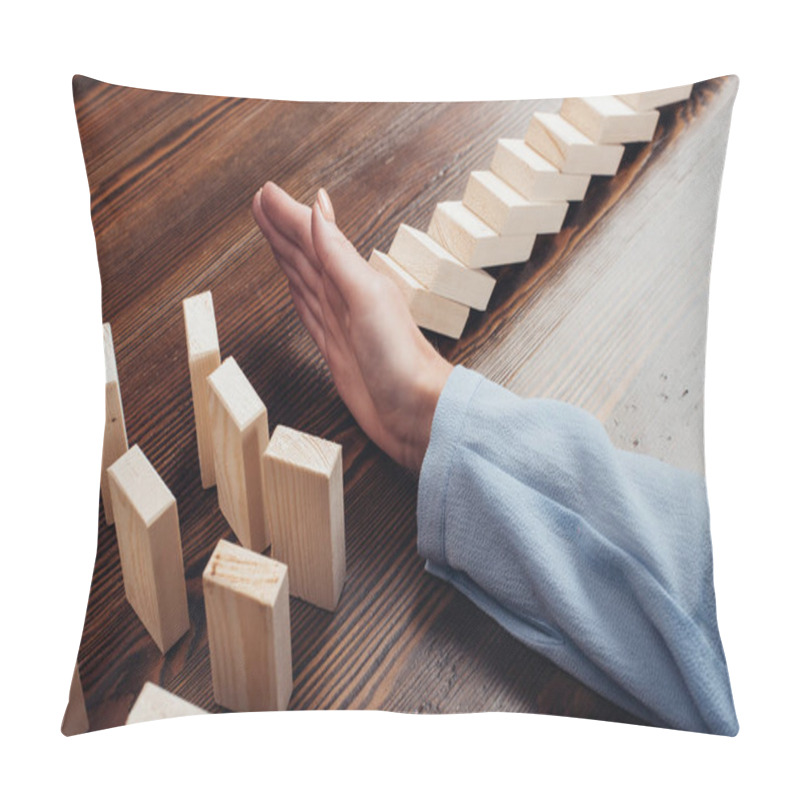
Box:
(388, 225), (495, 310)
(207, 357), (270, 553)
(107, 445), (190, 653)
(525, 112), (624, 175)
(491, 139), (591, 202)
(126, 682), (207, 724)
(428, 201), (536, 268)
(369, 250), (470, 339)
(561, 96), (659, 144)
(463, 170), (568, 236)
(61, 663), (89, 736)
(617, 84), (693, 111)
(203, 539), (293, 712)
(183, 291), (221, 489)
(262, 425), (345, 611)
(100, 323), (129, 525)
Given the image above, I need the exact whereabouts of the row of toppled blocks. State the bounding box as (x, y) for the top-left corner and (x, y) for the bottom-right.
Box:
(74, 295), (348, 730)
(368, 84), (694, 339)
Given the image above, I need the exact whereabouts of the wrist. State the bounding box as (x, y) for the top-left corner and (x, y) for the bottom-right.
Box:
(402, 357), (453, 473)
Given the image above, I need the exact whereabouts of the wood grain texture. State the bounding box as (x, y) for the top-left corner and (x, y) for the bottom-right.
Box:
(462, 171), (568, 237)
(107, 445), (190, 654)
(100, 322), (128, 524)
(126, 681), (207, 724)
(369, 250), (470, 339)
(203, 539), (293, 711)
(560, 96), (659, 144)
(428, 201), (536, 268)
(525, 112), (624, 175)
(491, 139), (591, 202)
(72, 75), (734, 732)
(262, 425), (346, 611)
(207, 357), (270, 552)
(388, 224), (496, 310)
(183, 291), (221, 489)
(61, 664), (90, 736)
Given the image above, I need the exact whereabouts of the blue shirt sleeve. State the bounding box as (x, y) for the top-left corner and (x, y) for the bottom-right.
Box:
(417, 365), (738, 735)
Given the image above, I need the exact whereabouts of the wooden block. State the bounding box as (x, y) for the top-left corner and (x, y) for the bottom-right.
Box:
(388, 225), (495, 310)
(491, 139), (591, 202)
(126, 682), (207, 724)
(262, 425), (345, 611)
(100, 323), (129, 525)
(203, 539), (293, 712)
(428, 201), (536, 268)
(524, 112), (624, 175)
(617, 84), (693, 111)
(561, 96), (659, 144)
(107, 445), (190, 653)
(463, 171), (568, 236)
(207, 357), (270, 552)
(61, 664), (89, 736)
(369, 250), (470, 339)
(183, 291), (221, 489)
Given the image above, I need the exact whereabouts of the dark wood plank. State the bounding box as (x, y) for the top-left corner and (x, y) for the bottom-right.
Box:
(72, 74), (734, 731)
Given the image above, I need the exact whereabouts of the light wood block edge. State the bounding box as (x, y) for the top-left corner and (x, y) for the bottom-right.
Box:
(101, 322), (129, 525)
(369, 250), (470, 339)
(126, 682), (208, 724)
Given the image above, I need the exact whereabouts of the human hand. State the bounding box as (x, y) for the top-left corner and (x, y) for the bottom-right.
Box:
(252, 182), (453, 472)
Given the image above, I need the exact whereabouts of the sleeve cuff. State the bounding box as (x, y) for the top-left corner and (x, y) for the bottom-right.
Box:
(417, 365), (484, 566)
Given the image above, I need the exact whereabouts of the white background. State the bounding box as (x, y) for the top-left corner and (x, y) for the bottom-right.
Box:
(3, 1), (797, 796)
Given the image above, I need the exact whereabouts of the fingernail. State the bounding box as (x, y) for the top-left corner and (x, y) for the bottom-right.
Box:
(317, 187), (335, 223)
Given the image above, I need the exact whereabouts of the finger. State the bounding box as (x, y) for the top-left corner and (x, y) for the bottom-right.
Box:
(258, 182), (318, 267)
(286, 280), (327, 360)
(310, 194), (381, 309)
(254, 190), (324, 299)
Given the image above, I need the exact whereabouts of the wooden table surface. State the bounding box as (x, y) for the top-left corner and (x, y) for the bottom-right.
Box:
(73, 74), (736, 731)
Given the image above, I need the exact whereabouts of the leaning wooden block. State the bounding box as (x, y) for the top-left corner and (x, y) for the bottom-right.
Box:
(107, 445), (190, 653)
(369, 250), (469, 339)
(463, 171), (568, 236)
(491, 139), (591, 202)
(525, 112), (624, 175)
(183, 291), (221, 489)
(126, 682), (207, 724)
(262, 425), (345, 611)
(61, 664), (89, 736)
(561, 96), (659, 144)
(388, 225), (495, 310)
(100, 323), (129, 525)
(428, 201), (536, 268)
(617, 84), (693, 111)
(207, 357), (270, 552)
(203, 539), (293, 712)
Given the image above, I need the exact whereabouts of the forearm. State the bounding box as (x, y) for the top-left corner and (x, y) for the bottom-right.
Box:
(417, 366), (738, 735)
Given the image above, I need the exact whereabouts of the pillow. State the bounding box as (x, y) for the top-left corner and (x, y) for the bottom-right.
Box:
(63, 74), (738, 735)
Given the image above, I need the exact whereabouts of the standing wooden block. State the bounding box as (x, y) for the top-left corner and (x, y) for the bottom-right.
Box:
(463, 170), (568, 236)
(203, 539), (293, 712)
(107, 445), (190, 653)
(617, 84), (693, 111)
(428, 201), (536, 268)
(388, 224), (496, 310)
(525, 112), (624, 175)
(369, 250), (470, 339)
(183, 291), (221, 489)
(61, 664), (89, 736)
(491, 139), (591, 202)
(100, 323), (129, 525)
(207, 357), (270, 552)
(126, 682), (207, 724)
(262, 425), (345, 611)
(561, 96), (659, 144)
